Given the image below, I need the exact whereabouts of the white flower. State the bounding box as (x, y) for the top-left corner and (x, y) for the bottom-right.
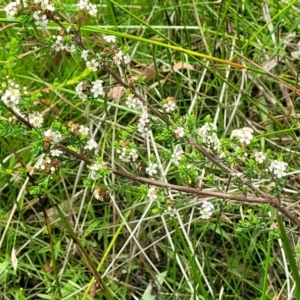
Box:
(164, 206), (177, 217)
(137, 111), (150, 133)
(196, 122), (220, 151)
(129, 148), (138, 161)
(200, 210), (212, 220)
(90, 80), (104, 98)
(113, 50), (130, 65)
(87, 3), (97, 16)
(146, 162), (158, 176)
(147, 187), (158, 201)
(163, 97), (177, 113)
(171, 150), (184, 166)
(77, 0), (97, 16)
(86, 59), (99, 72)
(1, 88), (20, 107)
(103, 35), (116, 43)
(28, 112), (44, 128)
(126, 94), (143, 110)
(174, 127), (185, 138)
(269, 160), (288, 178)
(201, 201), (214, 212)
(123, 54), (131, 64)
(84, 138), (97, 150)
(88, 162), (103, 180)
(5, 2), (20, 20)
(44, 129), (62, 142)
(50, 149), (63, 157)
(254, 151), (266, 164)
(76, 81), (88, 101)
(81, 50), (89, 61)
(78, 125), (89, 135)
(113, 50), (123, 65)
(230, 127), (253, 146)
(33, 11), (48, 27)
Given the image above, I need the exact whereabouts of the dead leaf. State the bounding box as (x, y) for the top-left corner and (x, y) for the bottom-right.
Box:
(140, 63), (155, 81)
(11, 248), (18, 272)
(107, 86), (125, 100)
(173, 61), (195, 71)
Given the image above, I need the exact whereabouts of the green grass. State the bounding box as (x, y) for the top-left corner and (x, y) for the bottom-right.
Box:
(1, 0), (300, 299)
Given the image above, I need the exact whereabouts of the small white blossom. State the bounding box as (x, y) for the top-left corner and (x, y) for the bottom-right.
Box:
(90, 80), (104, 98)
(33, 11), (49, 27)
(5, 1), (21, 20)
(199, 200), (214, 219)
(113, 50), (131, 65)
(254, 151), (266, 164)
(84, 138), (97, 150)
(28, 112), (44, 128)
(78, 125), (89, 135)
(146, 162), (158, 176)
(137, 111), (150, 134)
(123, 54), (131, 64)
(196, 122), (220, 151)
(230, 127), (254, 146)
(164, 206), (177, 218)
(44, 129), (62, 142)
(171, 150), (184, 166)
(269, 160), (288, 178)
(1, 88), (21, 107)
(77, 0), (97, 16)
(50, 149), (63, 157)
(88, 162), (103, 180)
(76, 81), (88, 101)
(163, 97), (177, 113)
(103, 35), (116, 43)
(81, 50), (89, 61)
(126, 94), (143, 110)
(86, 59), (99, 72)
(174, 127), (185, 138)
(147, 187), (158, 201)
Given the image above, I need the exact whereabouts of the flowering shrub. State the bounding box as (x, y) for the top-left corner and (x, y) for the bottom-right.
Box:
(1, 0), (299, 299)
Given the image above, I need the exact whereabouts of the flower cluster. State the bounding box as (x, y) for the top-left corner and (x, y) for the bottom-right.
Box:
(174, 126), (185, 139)
(36, 155), (62, 173)
(84, 138), (97, 151)
(76, 80), (104, 101)
(126, 94), (143, 110)
(163, 96), (177, 113)
(171, 149), (184, 166)
(4, 0), (25, 20)
(137, 110), (150, 135)
(146, 162), (158, 177)
(199, 201), (214, 219)
(147, 187), (159, 201)
(196, 122), (221, 151)
(112, 50), (131, 65)
(116, 141), (138, 162)
(88, 161), (109, 181)
(51, 35), (76, 53)
(230, 127), (254, 146)
(81, 50), (101, 72)
(77, 0), (97, 16)
(1, 85), (21, 108)
(269, 160), (288, 178)
(254, 151), (266, 164)
(28, 112), (44, 128)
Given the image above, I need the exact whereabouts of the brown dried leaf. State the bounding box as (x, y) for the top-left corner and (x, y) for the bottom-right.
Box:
(107, 86), (125, 100)
(173, 61), (195, 71)
(140, 63), (155, 81)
